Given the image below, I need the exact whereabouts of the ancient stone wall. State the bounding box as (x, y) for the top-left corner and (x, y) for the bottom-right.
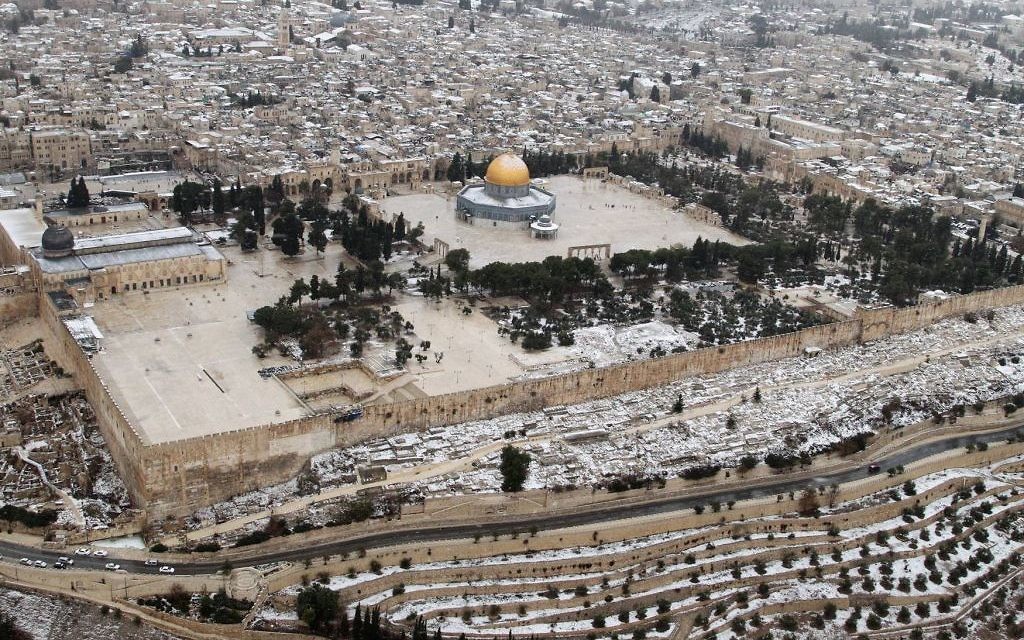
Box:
(858, 283), (1024, 342)
(39, 283), (1024, 518)
(137, 285), (1024, 517)
(36, 293), (149, 508)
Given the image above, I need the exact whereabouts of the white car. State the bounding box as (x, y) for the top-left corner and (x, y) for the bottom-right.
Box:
(33, 560), (47, 568)
(19, 558), (30, 565)
(92, 550), (108, 557)
(58, 556), (73, 565)
(158, 565), (175, 574)
(144, 559), (158, 566)
(104, 563), (120, 571)
(74, 548), (91, 556)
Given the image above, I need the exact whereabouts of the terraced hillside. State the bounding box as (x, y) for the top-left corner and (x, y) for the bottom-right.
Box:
(247, 445), (1024, 640)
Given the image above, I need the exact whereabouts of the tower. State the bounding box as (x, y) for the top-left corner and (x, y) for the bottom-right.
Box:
(277, 3), (290, 53)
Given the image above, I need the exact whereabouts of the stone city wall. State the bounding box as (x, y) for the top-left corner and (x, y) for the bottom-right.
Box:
(138, 284), (1024, 518)
(40, 283), (1024, 518)
(37, 293), (150, 508)
(138, 320), (863, 517)
(857, 283), (1024, 342)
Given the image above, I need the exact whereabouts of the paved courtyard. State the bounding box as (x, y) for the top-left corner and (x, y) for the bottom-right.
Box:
(82, 177), (751, 444)
(381, 175), (748, 268)
(85, 243), (568, 444)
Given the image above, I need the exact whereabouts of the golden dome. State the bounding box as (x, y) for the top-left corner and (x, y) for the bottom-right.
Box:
(485, 153), (531, 187)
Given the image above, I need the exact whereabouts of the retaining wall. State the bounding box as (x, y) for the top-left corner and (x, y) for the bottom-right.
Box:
(26, 282), (1024, 519)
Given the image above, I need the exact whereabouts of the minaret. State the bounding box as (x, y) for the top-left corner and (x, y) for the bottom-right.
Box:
(277, 2), (290, 53)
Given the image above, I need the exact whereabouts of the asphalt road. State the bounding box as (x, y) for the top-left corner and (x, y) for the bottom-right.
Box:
(2, 423), (1021, 578)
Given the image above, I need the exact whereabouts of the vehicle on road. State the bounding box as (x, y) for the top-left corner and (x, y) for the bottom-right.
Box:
(104, 563), (120, 571)
(144, 559), (158, 566)
(54, 561), (65, 569)
(92, 550), (108, 557)
(19, 558), (30, 565)
(58, 556), (73, 565)
(32, 560), (47, 568)
(74, 548), (91, 556)
(867, 463), (881, 473)
(158, 565), (174, 574)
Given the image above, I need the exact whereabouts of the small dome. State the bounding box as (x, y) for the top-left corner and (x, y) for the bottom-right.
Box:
(42, 225), (75, 254)
(485, 153), (531, 187)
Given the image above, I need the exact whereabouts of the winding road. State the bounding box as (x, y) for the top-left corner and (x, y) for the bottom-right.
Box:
(2, 422), (1021, 578)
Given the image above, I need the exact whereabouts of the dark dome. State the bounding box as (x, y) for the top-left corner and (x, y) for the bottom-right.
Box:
(41, 226), (74, 252)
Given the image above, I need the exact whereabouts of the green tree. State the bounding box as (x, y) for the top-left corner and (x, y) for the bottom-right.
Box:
(113, 55), (133, 73)
(171, 181), (209, 224)
(308, 219), (328, 256)
(296, 583), (339, 632)
(446, 152), (466, 183)
(444, 248), (471, 273)
(499, 444), (530, 492)
(66, 176), (90, 208)
(212, 178), (224, 217)
(281, 233), (301, 257)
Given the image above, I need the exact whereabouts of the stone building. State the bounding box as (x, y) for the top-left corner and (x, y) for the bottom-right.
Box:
(455, 154), (556, 228)
(28, 226), (226, 304)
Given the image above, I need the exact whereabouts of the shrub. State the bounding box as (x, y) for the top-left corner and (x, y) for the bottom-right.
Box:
(0, 505), (57, 529)
(194, 541), (222, 553)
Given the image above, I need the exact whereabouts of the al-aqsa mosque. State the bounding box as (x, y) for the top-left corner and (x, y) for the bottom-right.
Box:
(455, 153), (558, 237)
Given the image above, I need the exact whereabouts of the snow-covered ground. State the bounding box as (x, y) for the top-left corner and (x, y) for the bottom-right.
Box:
(254, 460), (1024, 639)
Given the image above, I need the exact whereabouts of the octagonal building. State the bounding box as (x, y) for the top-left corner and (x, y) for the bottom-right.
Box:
(455, 153), (556, 228)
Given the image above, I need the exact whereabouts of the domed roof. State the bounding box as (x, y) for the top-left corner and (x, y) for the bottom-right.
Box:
(41, 225), (74, 252)
(485, 153), (531, 187)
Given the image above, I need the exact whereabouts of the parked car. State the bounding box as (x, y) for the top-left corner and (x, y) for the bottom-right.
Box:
(144, 559), (158, 566)
(867, 463), (881, 474)
(74, 548), (91, 556)
(54, 561), (65, 569)
(92, 550), (108, 557)
(33, 560), (47, 568)
(104, 563), (120, 571)
(19, 558), (30, 565)
(158, 566), (175, 574)
(58, 556), (73, 565)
